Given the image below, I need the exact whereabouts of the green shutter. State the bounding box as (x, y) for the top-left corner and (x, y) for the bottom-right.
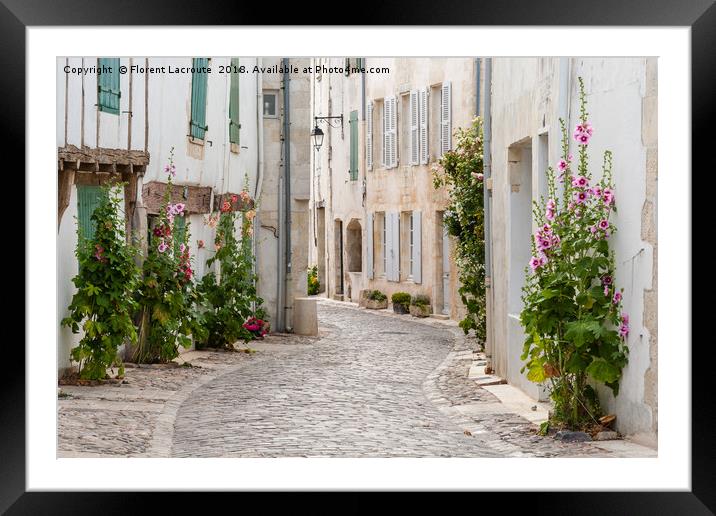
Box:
(190, 58), (209, 140)
(77, 185), (103, 242)
(349, 110), (358, 180)
(97, 58), (120, 115)
(229, 58), (240, 145)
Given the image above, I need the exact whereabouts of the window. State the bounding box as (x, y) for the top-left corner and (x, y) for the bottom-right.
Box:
(263, 91), (277, 117)
(349, 110), (358, 180)
(229, 58), (241, 145)
(373, 99), (384, 168)
(383, 96), (397, 168)
(409, 212), (414, 276)
(97, 58), (120, 115)
(400, 93), (410, 166)
(382, 214), (387, 276)
(366, 102), (374, 171)
(384, 212), (400, 281)
(190, 58), (209, 140)
(77, 185), (103, 242)
(430, 82), (452, 159)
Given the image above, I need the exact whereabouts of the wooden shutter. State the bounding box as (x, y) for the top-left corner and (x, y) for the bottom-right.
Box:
(349, 110), (358, 180)
(190, 58), (209, 140)
(229, 58), (240, 144)
(97, 58), (120, 115)
(366, 212), (374, 279)
(411, 210), (422, 283)
(392, 211), (400, 280)
(390, 96), (398, 167)
(384, 96), (397, 169)
(410, 90), (419, 165)
(366, 102), (373, 171)
(382, 101), (387, 168)
(384, 213), (393, 280)
(77, 185), (103, 242)
(419, 88), (429, 164)
(440, 81), (452, 155)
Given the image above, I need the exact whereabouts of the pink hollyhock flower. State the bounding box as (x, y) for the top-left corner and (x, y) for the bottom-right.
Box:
(575, 132), (591, 145)
(568, 153), (574, 161)
(613, 291), (622, 304)
(602, 275), (613, 286)
(622, 312), (629, 324)
(174, 203), (186, 214)
(557, 159), (568, 172)
(573, 191), (588, 204)
(604, 285), (609, 297)
(603, 188), (615, 205)
(471, 172), (484, 181)
(567, 202), (575, 211)
(546, 199), (556, 210)
(551, 234), (561, 246)
(529, 256), (542, 271)
(158, 242), (168, 253)
(590, 225), (598, 234)
(598, 219), (609, 230)
(231, 194), (239, 203)
(540, 255), (549, 266)
(542, 224), (551, 233)
(197, 239), (205, 249)
(572, 176), (589, 188)
(179, 243), (186, 253)
(590, 186), (603, 198)
(545, 209), (555, 222)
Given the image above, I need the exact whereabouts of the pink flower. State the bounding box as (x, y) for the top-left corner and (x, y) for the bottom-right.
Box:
(529, 256), (542, 271)
(613, 291), (622, 304)
(197, 239), (205, 249)
(573, 191), (588, 204)
(589, 186), (603, 198)
(542, 224), (551, 234)
(179, 243), (186, 253)
(619, 313), (630, 338)
(574, 132), (591, 145)
(572, 176), (589, 189)
(590, 225), (597, 235)
(602, 188), (615, 205)
(546, 209), (555, 222)
(604, 285), (609, 297)
(174, 203), (186, 214)
(157, 242), (168, 253)
(568, 153), (574, 161)
(557, 159), (568, 172)
(602, 275), (613, 286)
(598, 219), (609, 230)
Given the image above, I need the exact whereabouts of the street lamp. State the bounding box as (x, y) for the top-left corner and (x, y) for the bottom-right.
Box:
(311, 115), (343, 152)
(310, 125), (324, 151)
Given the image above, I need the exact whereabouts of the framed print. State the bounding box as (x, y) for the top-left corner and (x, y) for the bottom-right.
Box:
(5, 0), (709, 512)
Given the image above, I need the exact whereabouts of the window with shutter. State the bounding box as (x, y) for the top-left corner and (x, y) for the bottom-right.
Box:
(366, 102), (373, 171)
(391, 211), (400, 281)
(366, 212), (374, 279)
(97, 58), (120, 115)
(229, 58), (240, 145)
(419, 88), (429, 164)
(384, 96), (397, 169)
(77, 185), (103, 242)
(410, 90), (419, 165)
(190, 58), (209, 140)
(382, 101), (387, 168)
(440, 81), (452, 155)
(349, 110), (358, 180)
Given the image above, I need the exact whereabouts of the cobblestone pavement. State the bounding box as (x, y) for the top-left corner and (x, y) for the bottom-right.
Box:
(170, 301), (631, 458)
(59, 300), (654, 458)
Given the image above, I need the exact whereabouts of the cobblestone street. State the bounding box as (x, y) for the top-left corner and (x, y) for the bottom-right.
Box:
(58, 300), (656, 458)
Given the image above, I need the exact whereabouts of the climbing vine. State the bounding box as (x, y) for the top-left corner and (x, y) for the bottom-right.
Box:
(433, 117), (486, 342)
(520, 78), (629, 430)
(61, 184), (140, 379)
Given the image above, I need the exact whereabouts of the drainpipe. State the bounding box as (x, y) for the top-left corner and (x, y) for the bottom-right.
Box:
(253, 58), (264, 304)
(283, 58), (292, 331)
(475, 58), (481, 117)
(483, 58), (493, 362)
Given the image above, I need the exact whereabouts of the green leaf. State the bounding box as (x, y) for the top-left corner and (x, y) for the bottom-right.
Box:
(526, 361), (547, 383)
(586, 359), (621, 384)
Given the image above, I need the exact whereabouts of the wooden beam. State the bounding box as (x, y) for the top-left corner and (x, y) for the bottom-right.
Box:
(141, 181), (212, 215)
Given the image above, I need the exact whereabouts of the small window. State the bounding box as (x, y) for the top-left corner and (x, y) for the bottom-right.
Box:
(263, 91), (278, 118)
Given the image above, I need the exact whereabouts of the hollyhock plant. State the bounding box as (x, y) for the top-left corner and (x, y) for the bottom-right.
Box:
(520, 77), (629, 431)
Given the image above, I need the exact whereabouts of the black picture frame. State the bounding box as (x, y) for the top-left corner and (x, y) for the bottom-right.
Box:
(5, 0), (708, 513)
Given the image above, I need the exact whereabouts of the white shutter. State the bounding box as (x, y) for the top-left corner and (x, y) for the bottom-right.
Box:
(412, 210), (422, 284)
(419, 88), (429, 164)
(366, 212), (374, 279)
(410, 90), (419, 165)
(382, 101), (387, 167)
(366, 102), (373, 171)
(440, 81), (452, 155)
(385, 212), (393, 280)
(386, 96), (397, 169)
(390, 211), (400, 281)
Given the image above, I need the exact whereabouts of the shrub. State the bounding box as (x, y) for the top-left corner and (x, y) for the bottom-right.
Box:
(196, 177), (267, 349)
(433, 117), (486, 341)
(410, 294), (430, 307)
(61, 183), (140, 379)
(391, 292), (411, 308)
(367, 290), (387, 302)
(307, 265), (319, 295)
(520, 78), (629, 431)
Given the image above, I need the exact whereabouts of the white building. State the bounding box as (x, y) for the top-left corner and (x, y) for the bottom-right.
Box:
(486, 57), (658, 445)
(57, 57), (310, 375)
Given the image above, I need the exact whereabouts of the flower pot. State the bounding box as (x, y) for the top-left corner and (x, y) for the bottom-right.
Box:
(409, 304), (431, 318)
(365, 298), (388, 310)
(393, 303), (409, 314)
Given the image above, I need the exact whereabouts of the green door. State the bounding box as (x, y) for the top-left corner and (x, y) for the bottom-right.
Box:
(77, 185), (103, 242)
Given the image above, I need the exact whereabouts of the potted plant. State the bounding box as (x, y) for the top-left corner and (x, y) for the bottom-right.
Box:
(391, 292), (411, 314)
(365, 290), (388, 310)
(409, 294), (431, 318)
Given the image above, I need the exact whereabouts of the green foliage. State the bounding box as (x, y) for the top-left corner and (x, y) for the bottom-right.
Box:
(367, 290), (387, 302)
(433, 117), (486, 341)
(410, 294), (430, 307)
(61, 184), (140, 380)
(307, 265), (319, 295)
(134, 149), (206, 363)
(520, 78), (629, 430)
(391, 292), (411, 308)
(196, 178), (266, 349)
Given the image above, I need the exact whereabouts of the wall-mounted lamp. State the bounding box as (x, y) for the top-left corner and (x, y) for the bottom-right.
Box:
(311, 115), (343, 152)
